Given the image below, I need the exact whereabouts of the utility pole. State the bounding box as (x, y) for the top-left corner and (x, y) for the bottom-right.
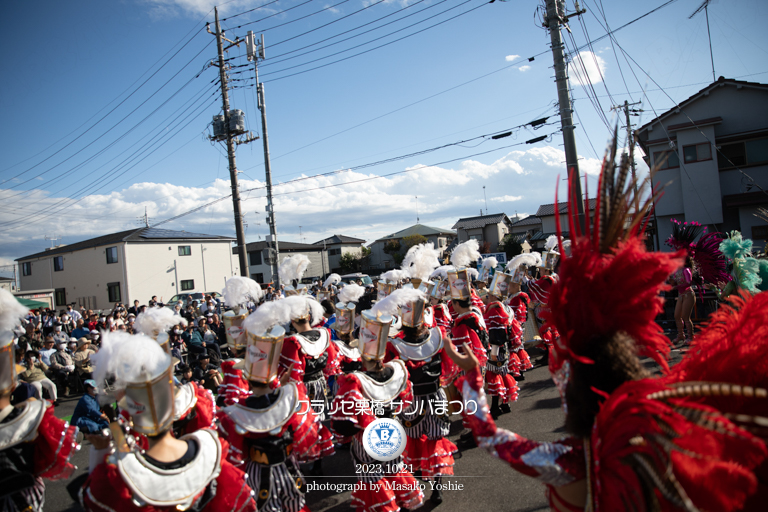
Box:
(611, 100), (643, 192)
(209, 8), (248, 277)
(247, 31), (280, 287)
(543, 0), (586, 223)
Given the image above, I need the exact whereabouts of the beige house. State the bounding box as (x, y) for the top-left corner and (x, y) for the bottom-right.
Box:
(452, 213), (515, 253)
(245, 241), (329, 284)
(313, 235), (366, 274)
(16, 227), (238, 309)
(368, 224), (455, 270)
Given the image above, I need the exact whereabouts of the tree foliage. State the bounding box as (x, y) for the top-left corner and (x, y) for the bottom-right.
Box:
(383, 240), (401, 255)
(498, 234), (523, 259)
(339, 247), (372, 273)
(402, 234), (428, 249)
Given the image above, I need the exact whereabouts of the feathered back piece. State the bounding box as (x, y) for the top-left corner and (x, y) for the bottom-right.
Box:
(430, 265), (454, 280)
(665, 219), (704, 252)
(243, 296), (324, 334)
(338, 283), (365, 303)
(546, 129), (684, 371)
(323, 273), (341, 289)
(665, 219), (730, 288)
(370, 287), (426, 317)
(278, 254), (310, 284)
(134, 307), (186, 336)
(720, 231), (762, 293)
(222, 276), (263, 307)
(505, 252), (541, 271)
(450, 239), (480, 268)
(0, 289), (27, 334)
(402, 243), (440, 281)
(380, 269), (408, 283)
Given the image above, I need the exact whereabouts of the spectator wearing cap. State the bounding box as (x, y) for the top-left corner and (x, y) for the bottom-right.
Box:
(191, 352), (221, 392)
(50, 340), (76, 396)
(74, 337), (97, 380)
(71, 380), (109, 433)
(19, 350), (58, 405)
(39, 337), (57, 366)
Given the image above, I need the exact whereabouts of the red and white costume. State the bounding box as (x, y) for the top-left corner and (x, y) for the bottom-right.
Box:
(173, 381), (217, 437)
(432, 303), (452, 330)
(482, 302), (519, 404)
(218, 382), (320, 512)
(385, 327), (459, 479)
(218, 359), (252, 406)
(0, 399), (80, 511)
(506, 292), (533, 371)
(329, 360), (425, 512)
(450, 310), (488, 369)
(527, 275), (559, 350)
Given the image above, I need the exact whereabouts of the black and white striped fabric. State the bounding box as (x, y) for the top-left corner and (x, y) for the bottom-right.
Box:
(246, 457), (305, 512)
(402, 388), (451, 440)
(485, 359), (509, 376)
(0, 476), (45, 512)
(304, 375), (329, 421)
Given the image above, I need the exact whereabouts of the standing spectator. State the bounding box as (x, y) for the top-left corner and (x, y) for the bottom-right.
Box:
(65, 303), (82, 323)
(19, 350), (58, 404)
(39, 337), (57, 366)
(74, 337), (97, 380)
(127, 299), (141, 317)
(71, 380), (110, 433)
(87, 314), (99, 332)
(210, 314), (226, 347)
(50, 340), (76, 396)
(41, 309), (56, 337)
(60, 311), (75, 335)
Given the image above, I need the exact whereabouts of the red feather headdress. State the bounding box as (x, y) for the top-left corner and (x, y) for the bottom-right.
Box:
(544, 131), (684, 373)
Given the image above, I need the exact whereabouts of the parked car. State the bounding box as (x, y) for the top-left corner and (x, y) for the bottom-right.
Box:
(339, 273), (373, 286)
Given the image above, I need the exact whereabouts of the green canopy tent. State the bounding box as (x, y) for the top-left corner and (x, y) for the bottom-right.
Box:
(15, 297), (49, 309)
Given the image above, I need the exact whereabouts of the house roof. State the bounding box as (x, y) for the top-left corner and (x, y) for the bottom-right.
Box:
(535, 198), (597, 217)
(510, 215), (542, 227)
(244, 240), (324, 252)
(313, 234), (366, 245)
(452, 213), (511, 230)
(377, 224), (455, 241)
(17, 227), (234, 261)
(635, 77), (768, 138)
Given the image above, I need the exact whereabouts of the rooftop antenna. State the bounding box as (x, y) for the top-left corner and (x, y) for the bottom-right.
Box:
(689, 0), (716, 82)
(483, 185), (488, 215)
(45, 234), (61, 249)
(415, 196), (419, 223)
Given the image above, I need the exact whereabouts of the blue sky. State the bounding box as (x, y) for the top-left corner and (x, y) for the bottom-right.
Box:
(1, 0), (766, 275)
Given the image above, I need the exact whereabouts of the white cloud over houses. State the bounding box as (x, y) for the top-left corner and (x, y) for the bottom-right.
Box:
(0, 143), (614, 275)
(568, 51), (607, 86)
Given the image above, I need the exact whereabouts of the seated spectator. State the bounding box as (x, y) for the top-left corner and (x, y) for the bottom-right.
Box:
(71, 379), (110, 433)
(50, 340), (76, 396)
(191, 353), (221, 392)
(74, 337), (97, 380)
(177, 364), (193, 384)
(19, 350), (58, 405)
(39, 336), (57, 366)
(71, 319), (89, 339)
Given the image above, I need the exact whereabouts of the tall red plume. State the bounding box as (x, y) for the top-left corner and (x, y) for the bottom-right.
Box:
(543, 133), (684, 371)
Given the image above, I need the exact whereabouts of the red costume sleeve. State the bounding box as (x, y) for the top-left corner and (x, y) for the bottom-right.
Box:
(184, 384), (217, 434)
(289, 404), (322, 461)
(470, 289), (486, 314)
(329, 374), (377, 432)
(450, 320), (488, 368)
(456, 367), (585, 486)
(219, 360), (251, 406)
(323, 334), (341, 378)
(34, 403), (80, 480)
(278, 337), (306, 383)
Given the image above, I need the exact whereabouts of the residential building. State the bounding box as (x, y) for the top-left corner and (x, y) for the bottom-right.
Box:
(508, 215), (543, 245)
(635, 77), (768, 251)
(452, 213), (515, 253)
(16, 228), (237, 310)
(313, 235), (366, 273)
(0, 276), (14, 293)
(368, 224), (455, 270)
(245, 241), (329, 284)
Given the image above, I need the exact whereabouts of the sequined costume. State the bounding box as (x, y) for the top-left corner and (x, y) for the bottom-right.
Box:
(218, 359), (252, 406)
(482, 302), (519, 404)
(329, 360), (424, 512)
(506, 292), (533, 371)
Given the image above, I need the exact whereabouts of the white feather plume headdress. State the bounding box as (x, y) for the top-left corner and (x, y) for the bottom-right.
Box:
(0, 288), (28, 334)
(370, 288), (426, 317)
(430, 265), (454, 280)
(544, 234), (561, 252)
(222, 276), (263, 307)
(134, 307), (186, 336)
(451, 239), (480, 268)
(323, 273), (341, 289)
(338, 283), (365, 303)
(380, 269), (408, 283)
(481, 256), (498, 270)
(93, 331), (170, 398)
(401, 243), (440, 281)
(506, 252), (542, 272)
(278, 254), (311, 284)
(467, 268), (480, 280)
(243, 296), (324, 334)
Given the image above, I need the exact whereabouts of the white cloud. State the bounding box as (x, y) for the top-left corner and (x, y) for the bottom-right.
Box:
(505, 55), (521, 62)
(518, 65), (531, 72)
(0, 144), (609, 276)
(143, 0), (270, 18)
(568, 51), (607, 86)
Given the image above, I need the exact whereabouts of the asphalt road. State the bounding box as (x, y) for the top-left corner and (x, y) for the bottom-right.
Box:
(43, 345), (684, 511)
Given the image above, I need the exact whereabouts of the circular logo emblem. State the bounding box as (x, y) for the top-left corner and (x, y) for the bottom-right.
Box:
(362, 418), (406, 461)
(228, 325), (245, 338)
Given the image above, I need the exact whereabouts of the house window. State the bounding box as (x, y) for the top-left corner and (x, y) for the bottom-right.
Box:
(178, 245), (191, 256)
(718, 137), (768, 169)
(330, 248), (341, 256)
(53, 256), (64, 272)
(438, 238), (445, 247)
(181, 280), (195, 291)
(653, 150), (679, 170)
(683, 143), (712, 163)
(22, 262), (31, 276)
(470, 234), (483, 241)
(251, 273), (264, 283)
(107, 282), (121, 302)
(55, 288), (66, 307)
(106, 246), (118, 264)
(753, 225), (768, 240)
(249, 251), (262, 266)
